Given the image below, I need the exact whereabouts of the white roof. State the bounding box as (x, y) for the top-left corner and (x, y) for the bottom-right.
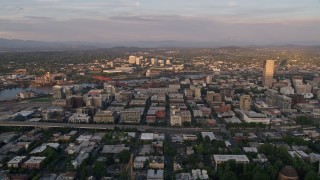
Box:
(224, 117), (241, 123)
(248, 133), (257, 138)
(68, 131), (78, 136)
(101, 144), (129, 154)
(153, 133), (165, 140)
(19, 111), (34, 117)
(296, 151), (309, 158)
(141, 133), (154, 140)
(171, 134), (183, 143)
(8, 156), (26, 164)
(147, 169), (164, 178)
(46, 143), (60, 149)
(191, 169), (209, 180)
(201, 132), (216, 141)
(76, 135), (92, 142)
(243, 147), (258, 153)
(30, 145), (47, 154)
(126, 132), (136, 138)
(134, 156), (148, 162)
(213, 155), (250, 162)
(24, 156), (46, 164)
(30, 143), (60, 154)
(28, 118), (42, 122)
(289, 151), (300, 158)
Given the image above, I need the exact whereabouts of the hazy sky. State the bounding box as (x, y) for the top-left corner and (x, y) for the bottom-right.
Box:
(1, 0), (320, 43)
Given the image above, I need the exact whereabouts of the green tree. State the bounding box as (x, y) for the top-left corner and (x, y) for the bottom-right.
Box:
(252, 172), (270, 180)
(221, 171), (237, 180)
(295, 116), (313, 125)
(93, 161), (106, 179)
(79, 168), (88, 180)
(185, 154), (197, 165)
(258, 143), (274, 156)
(203, 136), (211, 143)
(304, 170), (320, 180)
(232, 147), (241, 154)
(119, 170), (128, 179)
(265, 165), (277, 179)
(31, 175), (41, 180)
(292, 157), (314, 178)
(164, 144), (177, 156)
(196, 143), (208, 155)
(282, 136), (308, 146)
(118, 150), (131, 163)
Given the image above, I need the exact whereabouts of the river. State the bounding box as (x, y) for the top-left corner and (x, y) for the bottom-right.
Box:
(0, 83), (97, 101)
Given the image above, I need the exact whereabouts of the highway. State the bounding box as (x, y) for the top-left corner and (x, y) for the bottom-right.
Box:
(0, 121), (221, 133)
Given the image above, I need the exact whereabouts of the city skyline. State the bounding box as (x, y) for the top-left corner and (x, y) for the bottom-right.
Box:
(1, 0), (320, 44)
(0, 38), (320, 179)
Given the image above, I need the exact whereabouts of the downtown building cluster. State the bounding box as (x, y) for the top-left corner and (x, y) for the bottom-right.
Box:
(1, 51), (320, 179)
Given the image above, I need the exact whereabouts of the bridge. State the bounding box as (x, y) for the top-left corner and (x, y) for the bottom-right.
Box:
(0, 121), (221, 133)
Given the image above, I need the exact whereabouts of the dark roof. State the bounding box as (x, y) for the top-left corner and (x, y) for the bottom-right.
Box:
(9, 174), (29, 180)
(279, 166), (298, 178)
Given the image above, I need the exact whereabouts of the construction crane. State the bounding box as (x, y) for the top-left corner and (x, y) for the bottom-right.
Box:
(130, 154), (134, 180)
(126, 154), (134, 180)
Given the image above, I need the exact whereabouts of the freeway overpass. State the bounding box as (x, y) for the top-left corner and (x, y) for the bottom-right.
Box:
(0, 121), (221, 133)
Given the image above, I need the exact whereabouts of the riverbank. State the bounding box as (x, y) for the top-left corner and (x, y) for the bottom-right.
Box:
(0, 83), (96, 101)
(0, 94), (53, 103)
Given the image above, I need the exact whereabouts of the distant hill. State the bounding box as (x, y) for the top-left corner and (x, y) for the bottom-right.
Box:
(0, 38), (319, 51)
(0, 39), (223, 51)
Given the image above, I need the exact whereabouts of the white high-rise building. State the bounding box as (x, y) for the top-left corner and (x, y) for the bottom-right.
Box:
(136, 58), (142, 65)
(195, 87), (201, 99)
(206, 76), (212, 84)
(151, 58), (157, 65)
(239, 95), (251, 110)
(263, 60), (275, 88)
(53, 85), (64, 99)
(108, 61), (114, 68)
(129, 56), (136, 64)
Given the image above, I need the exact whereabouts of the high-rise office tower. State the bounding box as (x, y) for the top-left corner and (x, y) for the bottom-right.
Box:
(128, 56), (136, 64)
(135, 58), (141, 65)
(53, 85), (64, 99)
(263, 59), (275, 88)
(151, 58), (157, 65)
(239, 95), (251, 110)
(206, 76), (212, 84)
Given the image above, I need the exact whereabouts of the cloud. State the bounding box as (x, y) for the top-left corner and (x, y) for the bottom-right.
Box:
(0, 0), (319, 43)
(227, 1), (238, 8)
(239, 7), (303, 16)
(110, 16), (155, 22)
(135, 1), (140, 6)
(109, 15), (185, 22)
(25, 16), (55, 20)
(44, 1), (141, 9)
(0, 14), (319, 44)
(87, 11), (101, 15)
(34, 0), (60, 2)
(224, 7), (308, 23)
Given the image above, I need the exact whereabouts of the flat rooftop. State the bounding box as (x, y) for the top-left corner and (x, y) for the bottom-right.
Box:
(213, 155), (249, 162)
(7, 156), (26, 164)
(24, 156), (46, 164)
(101, 144), (129, 154)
